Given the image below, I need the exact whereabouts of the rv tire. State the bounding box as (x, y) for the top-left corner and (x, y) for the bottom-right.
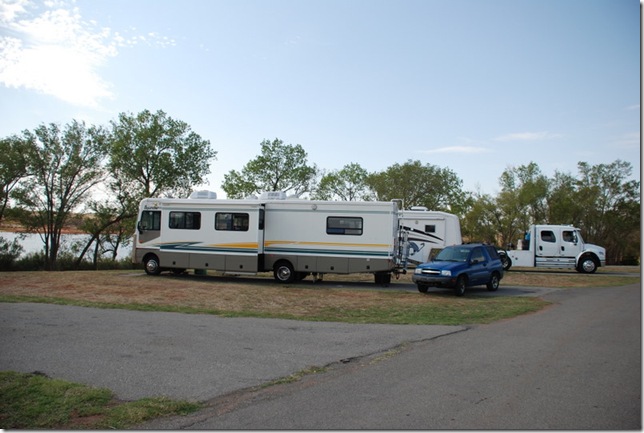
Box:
(274, 261), (296, 283)
(144, 254), (162, 276)
(374, 272), (391, 286)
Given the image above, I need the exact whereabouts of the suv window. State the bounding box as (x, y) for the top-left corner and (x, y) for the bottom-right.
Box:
(484, 245), (500, 259)
(470, 247), (485, 263)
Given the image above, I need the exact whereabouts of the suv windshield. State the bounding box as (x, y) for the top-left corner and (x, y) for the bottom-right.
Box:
(435, 247), (470, 262)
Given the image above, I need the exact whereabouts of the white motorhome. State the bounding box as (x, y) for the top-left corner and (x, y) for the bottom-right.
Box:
(132, 193), (406, 284)
(399, 207), (462, 265)
(505, 224), (606, 273)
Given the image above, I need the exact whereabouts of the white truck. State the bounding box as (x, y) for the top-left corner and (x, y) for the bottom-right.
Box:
(132, 192), (407, 284)
(504, 224), (606, 273)
(399, 207), (462, 266)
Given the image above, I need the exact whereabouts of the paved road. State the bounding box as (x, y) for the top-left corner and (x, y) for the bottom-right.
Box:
(140, 283), (641, 430)
(0, 303), (462, 401)
(1, 283), (640, 429)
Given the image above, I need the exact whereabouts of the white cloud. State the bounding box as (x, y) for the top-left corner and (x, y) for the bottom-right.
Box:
(493, 131), (561, 142)
(0, 0), (174, 107)
(420, 146), (491, 155)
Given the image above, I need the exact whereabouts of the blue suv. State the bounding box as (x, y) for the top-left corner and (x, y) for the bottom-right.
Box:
(412, 244), (504, 296)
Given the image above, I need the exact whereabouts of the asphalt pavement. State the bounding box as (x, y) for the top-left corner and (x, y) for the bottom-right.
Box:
(1, 283), (640, 429)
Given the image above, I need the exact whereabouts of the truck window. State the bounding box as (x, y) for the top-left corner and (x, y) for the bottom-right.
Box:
(540, 230), (556, 243)
(562, 230), (577, 243)
(140, 210), (161, 231)
(327, 217), (363, 235)
(215, 213), (249, 231)
(169, 212), (201, 230)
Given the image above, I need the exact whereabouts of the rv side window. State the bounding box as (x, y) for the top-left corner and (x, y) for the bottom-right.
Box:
(140, 210), (161, 231)
(169, 212), (201, 230)
(215, 213), (249, 231)
(540, 230), (556, 243)
(327, 217), (363, 235)
(424, 225), (436, 233)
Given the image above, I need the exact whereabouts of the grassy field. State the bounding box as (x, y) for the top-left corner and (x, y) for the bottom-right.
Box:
(0, 266), (639, 325)
(0, 266), (638, 429)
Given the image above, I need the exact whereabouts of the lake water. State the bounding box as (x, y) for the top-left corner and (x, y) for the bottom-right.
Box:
(0, 232), (132, 261)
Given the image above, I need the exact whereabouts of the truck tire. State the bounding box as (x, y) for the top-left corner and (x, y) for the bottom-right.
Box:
(274, 261), (296, 283)
(577, 256), (598, 274)
(417, 284), (429, 293)
(144, 254), (162, 275)
(501, 254), (512, 271)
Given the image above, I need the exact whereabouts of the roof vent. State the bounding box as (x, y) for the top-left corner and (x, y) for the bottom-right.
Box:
(410, 206), (428, 211)
(190, 190), (217, 199)
(259, 191), (287, 200)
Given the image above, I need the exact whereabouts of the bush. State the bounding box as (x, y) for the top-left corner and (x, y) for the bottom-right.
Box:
(0, 236), (24, 270)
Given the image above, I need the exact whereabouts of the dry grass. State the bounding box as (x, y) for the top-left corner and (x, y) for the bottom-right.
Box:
(0, 266), (638, 322)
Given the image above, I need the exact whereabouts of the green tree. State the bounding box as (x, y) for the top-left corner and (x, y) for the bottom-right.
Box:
(312, 163), (373, 201)
(222, 138), (318, 199)
(459, 191), (500, 244)
(14, 121), (108, 270)
(0, 135), (35, 224)
(366, 160), (466, 212)
(495, 162), (549, 246)
(572, 160), (640, 263)
(109, 109), (217, 199)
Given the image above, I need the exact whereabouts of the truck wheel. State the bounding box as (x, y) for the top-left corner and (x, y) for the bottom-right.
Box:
(501, 255), (512, 271)
(486, 272), (500, 291)
(417, 284), (429, 293)
(144, 254), (161, 275)
(274, 261), (296, 283)
(454, 276), (467, 296)
(577, 256), (598, 274)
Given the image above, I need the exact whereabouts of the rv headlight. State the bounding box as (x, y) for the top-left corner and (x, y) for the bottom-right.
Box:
(440, 270), (452, 277)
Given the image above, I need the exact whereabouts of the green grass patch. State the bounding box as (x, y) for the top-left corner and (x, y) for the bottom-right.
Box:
(0, 371), (200, 429)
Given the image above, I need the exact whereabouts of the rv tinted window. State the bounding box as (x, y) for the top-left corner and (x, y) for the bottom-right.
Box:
(327, 217), (363, 235)
(215, 213), (249, 231)
(169, 212), (201, 230)
(424, 225), (436, 233)
(140, 210), (161, 231)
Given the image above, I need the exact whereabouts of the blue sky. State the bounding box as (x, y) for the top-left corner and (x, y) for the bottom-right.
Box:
(0, 0), (640, 199)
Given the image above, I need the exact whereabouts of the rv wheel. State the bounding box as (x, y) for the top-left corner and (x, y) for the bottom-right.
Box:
(274, 261), (296, 283)
(374, 272), (391, 286)
(144, 255), (162, 275)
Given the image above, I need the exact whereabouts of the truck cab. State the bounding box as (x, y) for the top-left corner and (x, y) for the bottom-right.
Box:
(506, 225), (606, 273)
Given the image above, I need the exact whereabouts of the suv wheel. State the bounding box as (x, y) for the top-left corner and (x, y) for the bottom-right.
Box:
(486, 272), (500, 291)
(454, 276), (467, 296)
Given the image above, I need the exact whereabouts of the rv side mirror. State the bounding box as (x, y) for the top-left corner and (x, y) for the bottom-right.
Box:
(137, 221), (144, 234)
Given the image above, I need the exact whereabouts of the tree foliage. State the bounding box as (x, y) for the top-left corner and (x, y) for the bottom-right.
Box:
(222, 138), (317, 199)
(0, 135), (35, 224)
(366, 160), (466, 212)
(109, 109), (217, 199)
(313, 163), (373, 201)
(13, 121), (108, 270)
